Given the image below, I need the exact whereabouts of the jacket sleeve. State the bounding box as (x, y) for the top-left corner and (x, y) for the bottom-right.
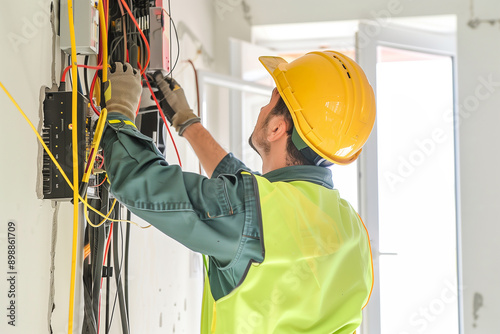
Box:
(101, 113), (246, 266)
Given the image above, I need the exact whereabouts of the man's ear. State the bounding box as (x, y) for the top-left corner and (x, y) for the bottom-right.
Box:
(267, 116), (288, 143)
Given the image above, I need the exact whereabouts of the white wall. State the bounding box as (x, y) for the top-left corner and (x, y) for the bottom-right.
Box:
(213, 1), (251, 74)
(0, 0), (214, 333)
(456, 1), (500, 333)
(0, 1), (68, 333)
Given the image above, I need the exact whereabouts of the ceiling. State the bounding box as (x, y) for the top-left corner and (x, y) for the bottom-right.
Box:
(252, 15), (456, 53)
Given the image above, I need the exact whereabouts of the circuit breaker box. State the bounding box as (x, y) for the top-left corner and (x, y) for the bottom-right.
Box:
(149, 6), (170, 71)
(42, 91), (88, 200)
(60, 0), (99, 54)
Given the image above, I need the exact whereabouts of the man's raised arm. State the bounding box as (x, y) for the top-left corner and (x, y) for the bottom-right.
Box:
(182, 123), (228, 177)
(152, 72), (227, 177)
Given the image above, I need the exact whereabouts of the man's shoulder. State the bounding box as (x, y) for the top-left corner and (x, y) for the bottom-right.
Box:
(212, 153), (259, 178)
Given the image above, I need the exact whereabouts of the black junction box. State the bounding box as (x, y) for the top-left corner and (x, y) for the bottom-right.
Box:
(42, 91), (88, 200)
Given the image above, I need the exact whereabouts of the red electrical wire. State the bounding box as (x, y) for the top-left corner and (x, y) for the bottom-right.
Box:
(61, 64), (103, 83)
(61, 63), (101, 115)
(143, 72), (182, 167)
(96, 153), (105, 168)
(90, 71), (101, 116)
(102, 223), (113, 267)
(89, 175), (107, 188)
(105, 0), (109, 27)
(119, 0), (150, 74)
(88, 0), (151, 115)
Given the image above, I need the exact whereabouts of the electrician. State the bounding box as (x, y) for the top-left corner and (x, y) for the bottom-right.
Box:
(102, 51), (376, 334)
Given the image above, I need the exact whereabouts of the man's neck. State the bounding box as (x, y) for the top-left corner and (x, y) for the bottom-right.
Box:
(261, 150), (289, 174)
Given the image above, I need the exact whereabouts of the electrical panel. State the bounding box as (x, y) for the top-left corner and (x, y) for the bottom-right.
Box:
(149, 6), (170, 72)
(60, 0), (99, 54)
(42, 91), (88, 199)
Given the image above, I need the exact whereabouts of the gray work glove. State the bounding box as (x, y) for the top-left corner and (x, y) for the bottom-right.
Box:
(107, 62), (142, 122)
(153, 72), (200, 136)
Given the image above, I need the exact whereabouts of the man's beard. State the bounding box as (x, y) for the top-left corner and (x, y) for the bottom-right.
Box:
(248, 130), (270, 157)
(248, 132), (260, 156)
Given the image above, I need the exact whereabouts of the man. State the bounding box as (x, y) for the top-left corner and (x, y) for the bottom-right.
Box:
(103, 50), (375, 333)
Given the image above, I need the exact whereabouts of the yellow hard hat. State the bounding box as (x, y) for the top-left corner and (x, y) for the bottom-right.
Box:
(259, 51), (376, 165)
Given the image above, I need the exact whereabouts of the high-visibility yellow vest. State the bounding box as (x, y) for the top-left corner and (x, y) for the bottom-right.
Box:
(202, 173), (373, 334)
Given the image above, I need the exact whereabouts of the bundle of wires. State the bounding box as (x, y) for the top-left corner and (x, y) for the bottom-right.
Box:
(79, 1), (182, 333)
(79, 1), (151, 333)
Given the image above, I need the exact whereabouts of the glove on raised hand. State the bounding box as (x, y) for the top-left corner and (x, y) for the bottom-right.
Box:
(153, 72), (200, 136)
(106, 62), (142, 122)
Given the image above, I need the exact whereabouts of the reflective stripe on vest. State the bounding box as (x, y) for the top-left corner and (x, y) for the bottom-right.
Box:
(202, 173), (373, 334)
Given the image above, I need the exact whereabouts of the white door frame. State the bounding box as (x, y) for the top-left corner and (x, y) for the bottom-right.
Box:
(355, 20), (461, 334)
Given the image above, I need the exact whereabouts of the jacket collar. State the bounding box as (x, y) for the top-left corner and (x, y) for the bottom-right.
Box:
(262, 165), (334, 189)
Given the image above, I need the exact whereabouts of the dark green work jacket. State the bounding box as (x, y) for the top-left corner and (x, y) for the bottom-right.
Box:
(102, 113), (335, 300)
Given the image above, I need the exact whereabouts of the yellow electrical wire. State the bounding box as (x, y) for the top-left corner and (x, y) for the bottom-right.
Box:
(79, 0), (110, 194)
(67, 0), (79, 331)
(84, 196), (117, 227)
(0, 82), (152, 229)
(83, 195), (150, 228)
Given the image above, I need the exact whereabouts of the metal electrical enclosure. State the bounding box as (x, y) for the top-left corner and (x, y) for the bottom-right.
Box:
(42, 91), (88, 199)
(149, 6), (170, 71)
(60, 0), (99, 54)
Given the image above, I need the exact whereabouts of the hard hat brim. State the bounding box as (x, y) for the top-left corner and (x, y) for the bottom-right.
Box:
(259, 56), (287, 77)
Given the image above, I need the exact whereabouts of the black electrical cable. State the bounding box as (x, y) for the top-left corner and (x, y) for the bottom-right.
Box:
(82, 197), (107, 334)
(108, 32), (142, 65)
(91, 197), (107, 333)
(82, 223), (97, 334)
(66, 54), (84, 95)
(135, 29), (144, 69)
(108, 37), (122, 63)
(168, 0), (172, 78)
(84, 55), (90, 98)
(124, 209), (131, 327)
(82, 277), (98, 334)
(68, 55), (73, 91)
(105, 230), (112, 334)
(116, 207), (130, 334)
(108, 206), (129, 333)
(171, 19), (180, 73)
(109, 35), (125, 62)
(81, 190), (112, 334)
(165, 3), (180, 76)
(128, 1), (137, 67)
(108, 0), (120, 19)
(77, 70), (84, 96)
(107, 216), (120, 332)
